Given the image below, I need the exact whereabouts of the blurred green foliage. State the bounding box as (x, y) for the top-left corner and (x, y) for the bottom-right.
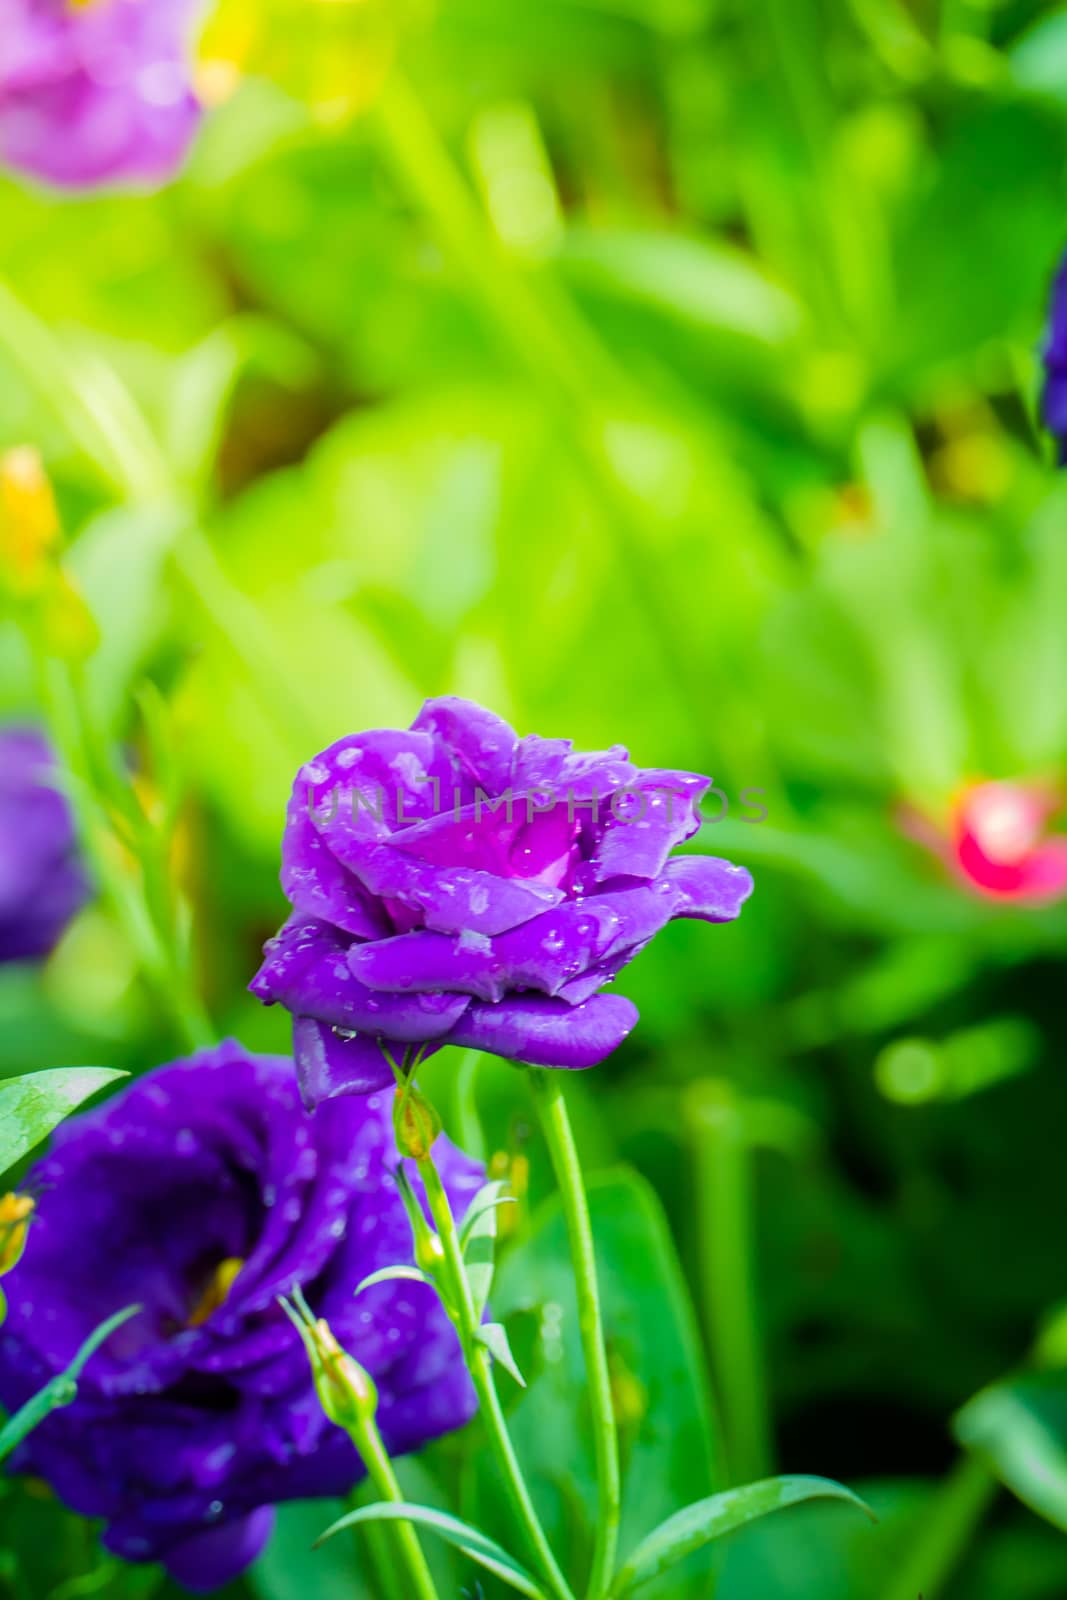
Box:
(4, 0), (1067, 1595)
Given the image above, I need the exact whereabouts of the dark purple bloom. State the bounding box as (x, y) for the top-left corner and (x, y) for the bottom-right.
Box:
(0, 1041), (482, 1591)
(0, 0), (202, 190)
(0, 726), (88, 963)
(251, 697), (753, 1105)
(1042, 250), (1067, 461)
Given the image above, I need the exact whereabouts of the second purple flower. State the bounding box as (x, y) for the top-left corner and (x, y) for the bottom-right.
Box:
(251, 697), (753, 1105)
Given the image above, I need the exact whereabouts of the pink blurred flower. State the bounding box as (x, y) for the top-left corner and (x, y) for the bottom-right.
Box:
(0, 0), (203, 190)
(948, 781), (1067, 904)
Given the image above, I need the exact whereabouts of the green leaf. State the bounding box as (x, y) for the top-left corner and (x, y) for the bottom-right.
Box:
(460, 1179), (516, 1249)
(463, 1179), (502, 1322)
(475, 1321), (526, 1388)
(0, 1303), (140, 1462)
(355, 1265), (434, 1296)
(489, 1168), (721, 1593)
(315, 1501), (548, 1600)
(955, 1374), (1067, 1531)
(609, 1477), (874, 1598)
(0, 1067), (126, 1178)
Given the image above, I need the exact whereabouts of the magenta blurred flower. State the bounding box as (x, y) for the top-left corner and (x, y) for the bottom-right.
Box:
(0, 0), (203, 190)
(949, 781), (1067, 903)
(0, 1042), (482, 1591)
(251, 697), (753, 1105)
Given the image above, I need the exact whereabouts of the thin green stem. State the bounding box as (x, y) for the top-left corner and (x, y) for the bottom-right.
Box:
(346, 1411), (441, 1600)
(416, 1152), (576, 1600)
(878, 1452), (997, 1600)
(345, 1482), (405, 1600)
(528, 1071), (620, 1600)
(689, 1081), (772, 1486)
(36, 659), (212, 1055)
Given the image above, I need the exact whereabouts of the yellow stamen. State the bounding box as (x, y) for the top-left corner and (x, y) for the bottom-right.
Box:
(187, 1257), (244, 1327)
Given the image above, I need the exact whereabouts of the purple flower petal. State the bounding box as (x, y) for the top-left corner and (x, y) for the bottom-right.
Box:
(251, 916), (469, 1040)
(281, 802), (390, 939)
(444, 992), (639, 1069)
(0, 0), (203, 191)
(161, 1508), (276, 1594)
(343, 845), (564, 936)
(293, 1017), (399, 1106)
(664, 854), (754, 920)
(0, 1043), (482, 1580)
(412, 696), (517, 792)
(591, 768), (710, 882)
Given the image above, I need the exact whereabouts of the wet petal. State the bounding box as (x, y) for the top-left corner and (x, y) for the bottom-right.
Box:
(281, 802), (390, 939)
(412, 697), (517, 793)
(444, 992), (638, 1069)
(591, 769), (710, 883)
(250, 917), (469, 1039)
(664, 855), (754, 920)
(292, 1018), (397, 1107)
(344, 845), (564, 936)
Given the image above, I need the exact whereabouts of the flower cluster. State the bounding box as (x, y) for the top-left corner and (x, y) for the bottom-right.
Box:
(0, 726), (88, 964)
(0, 1042), (482, 1590)
(251, 697), (753, 1105)
(0, 0), (202, 189)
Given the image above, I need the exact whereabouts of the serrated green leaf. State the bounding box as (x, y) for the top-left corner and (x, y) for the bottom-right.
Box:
(476, 1321), (526, 1388)
(0, 1068), (126, 1178)
(315, 1501), (548, 1600)
(355, 1265), (434, 1296)
(609, 1476), (874, 1598)
(0, 1303), (140, 1462)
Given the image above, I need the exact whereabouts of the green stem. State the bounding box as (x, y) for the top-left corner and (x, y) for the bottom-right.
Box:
(346, 1412), (441, 1600)
(36, 658), (212, 1055)
(689, 1081), (772, 1486)
(879, 1452), (996, 1600)
(528, 1071), (620, 1600)
(416, 1153), (576, 1600)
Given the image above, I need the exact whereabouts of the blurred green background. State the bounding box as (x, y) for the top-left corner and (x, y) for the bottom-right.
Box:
(5, 0), (1067, 1595)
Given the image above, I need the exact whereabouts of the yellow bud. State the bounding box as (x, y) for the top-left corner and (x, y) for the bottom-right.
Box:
(0, 448), (59, 596)
(0, 1193), (35, 1277)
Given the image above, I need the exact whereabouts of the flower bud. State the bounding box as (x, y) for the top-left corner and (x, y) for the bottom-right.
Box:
(281, 1290), (378, 1434)
(309, 1317), (379, 1431)
(392, 1082), (441, 1161)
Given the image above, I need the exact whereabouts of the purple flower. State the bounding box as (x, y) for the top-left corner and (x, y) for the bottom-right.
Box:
(0, 1041), (482, 1591)
(251, 697), (753, 1105)
(1042, 251), (1067, 461)
(0, 726), (88, 964)
(0, 0), (202, 190)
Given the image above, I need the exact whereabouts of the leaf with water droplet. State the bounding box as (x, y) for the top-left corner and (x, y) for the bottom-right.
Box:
(0, 1067), (127, 1177)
